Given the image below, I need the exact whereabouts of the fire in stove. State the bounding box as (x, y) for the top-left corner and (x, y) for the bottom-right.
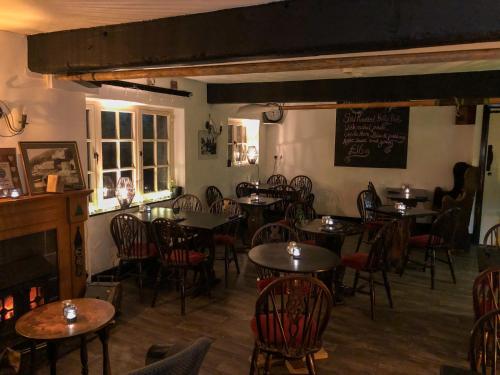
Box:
(0, 295), (14, 321)
(29, 287), (44, 310)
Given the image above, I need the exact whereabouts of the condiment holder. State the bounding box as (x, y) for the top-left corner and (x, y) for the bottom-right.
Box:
(286, 241), (302, 259)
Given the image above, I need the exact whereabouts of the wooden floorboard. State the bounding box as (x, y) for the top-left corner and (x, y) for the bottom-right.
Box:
(36, 235), (476, 374)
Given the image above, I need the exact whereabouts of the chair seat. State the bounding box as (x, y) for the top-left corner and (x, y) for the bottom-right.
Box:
(213, 234), (236, 246)
(256, 277), (278, 292)
(123, 243), (158, 260)
(166, 250), (206, 265)
(275, 218), (289, 226)
(301, 239), (316, 246)
(341, 252), (369, 271)
(250, 314), (317, 345)
(408, 234), (444, 248)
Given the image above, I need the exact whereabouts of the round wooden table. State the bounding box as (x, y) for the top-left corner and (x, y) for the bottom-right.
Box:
(248, 242), (340, 274)
(16, 298), (115, 375)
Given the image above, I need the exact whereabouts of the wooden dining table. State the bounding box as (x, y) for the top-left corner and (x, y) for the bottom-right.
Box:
(385, 187), (429, 206)
(235, 196), (282, 240)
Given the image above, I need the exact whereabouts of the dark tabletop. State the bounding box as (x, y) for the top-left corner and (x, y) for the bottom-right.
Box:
(296, 218), (363, 237)
(367, 205), (438, 218)
(16, 298), (115, 340)
(236, 196), (282, 207)
(132, 207), (237, 231)
(385, 187), (429, 202)
(475, 244), (500, 272)
(248, 242), (340, 274)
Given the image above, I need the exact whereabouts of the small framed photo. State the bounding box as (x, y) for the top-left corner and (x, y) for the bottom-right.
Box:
(0, 148), (23, 197)
(198, 130), (217, 159)
(19, 141), (85, 195)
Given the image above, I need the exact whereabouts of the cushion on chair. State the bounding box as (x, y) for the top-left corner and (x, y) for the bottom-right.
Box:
(168, 250), (206, 265)
(341, 252), (369, 271)
(300, 239), (316, 245)
(408, 234), (444, 248)
(251, 314), (317, 345)
(256, 277), (278, 292)
(135, 243), (158, 258)
(275, 218), (289, 226)
(213, 234), (236, 246)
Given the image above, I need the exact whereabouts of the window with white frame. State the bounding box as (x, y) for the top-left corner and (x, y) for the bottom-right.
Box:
(227, 118), (260, 166)
(86, 100), (173, 213)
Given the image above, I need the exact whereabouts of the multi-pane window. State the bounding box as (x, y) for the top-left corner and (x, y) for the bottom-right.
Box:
(227, 118), (260, 166)
(85, 100), (172, 212)
(141, 112), (169, 194)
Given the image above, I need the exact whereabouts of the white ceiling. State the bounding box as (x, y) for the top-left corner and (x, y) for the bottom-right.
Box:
(0, 0), (280, 34)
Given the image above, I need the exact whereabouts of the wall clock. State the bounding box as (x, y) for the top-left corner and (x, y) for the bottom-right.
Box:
(262, 106), (284, 123)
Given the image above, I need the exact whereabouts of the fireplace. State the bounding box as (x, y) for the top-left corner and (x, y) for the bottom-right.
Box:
(0, 231), (60, 345)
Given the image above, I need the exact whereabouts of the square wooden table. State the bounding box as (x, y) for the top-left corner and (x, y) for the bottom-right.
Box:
(235, 196), (282, 240)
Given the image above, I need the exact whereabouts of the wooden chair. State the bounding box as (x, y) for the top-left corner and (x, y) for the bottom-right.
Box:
(356, 189), (389, 250)
(367, 181), (383, 207)
(267, 174), (287, 186)
(469, 308), (500, 374)
(205, 185), (223, 209)
(284, 202), (317, 244)
(151, 218), (210, 315)
(251, 223), (299, 292)
(484, 223), (500, 247)
(172, 194), (202, 213)
(400, 207), (460, 289)
(236, 182), (255, 198)
(209, 198), (242, 287)
(290, 175), (312, 200)
(304, 193), (315, 208)
(110, 213), (157, 300)
(473, 267), (500, 321)
(341, 220), (398, 320)
(249, 276), (333, 375)
(267, 184), (298, 218)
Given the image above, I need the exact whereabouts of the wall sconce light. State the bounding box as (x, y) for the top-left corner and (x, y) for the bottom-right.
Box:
(0, 101), (28, 136)
(205, 114), (222, 139)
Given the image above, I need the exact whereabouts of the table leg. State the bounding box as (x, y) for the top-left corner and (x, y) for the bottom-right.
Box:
(98, 327), (111, 375)
(246, 206), (264, 242)
(47, 341), (57, 375)
(80, 335), (88, 375)
(29, 340), (36, 375)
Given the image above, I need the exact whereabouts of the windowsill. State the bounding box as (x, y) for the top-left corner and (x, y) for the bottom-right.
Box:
(229, 162), (259, 168)
(89, 196), (173, 217)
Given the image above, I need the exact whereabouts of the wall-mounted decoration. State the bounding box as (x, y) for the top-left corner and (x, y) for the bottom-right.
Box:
(0, 148), (23, 197)
(198, 130), (217, 159)
(19, 141), (85, 194)
(334, 107), (409, 169)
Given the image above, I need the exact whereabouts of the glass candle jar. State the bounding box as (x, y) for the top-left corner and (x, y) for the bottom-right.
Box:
(62, 300), (77, 324)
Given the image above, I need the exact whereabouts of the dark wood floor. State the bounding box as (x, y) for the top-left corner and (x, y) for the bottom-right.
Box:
(38, 236), (476, 374)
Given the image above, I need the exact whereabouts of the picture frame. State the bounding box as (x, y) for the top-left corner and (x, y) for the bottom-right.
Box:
(0, 148), (23, 197)
(198, 130), (217, 159)
(19, 141), (85, 195)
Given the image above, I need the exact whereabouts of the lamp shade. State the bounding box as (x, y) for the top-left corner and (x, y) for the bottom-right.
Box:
(247, 146), (258, 164)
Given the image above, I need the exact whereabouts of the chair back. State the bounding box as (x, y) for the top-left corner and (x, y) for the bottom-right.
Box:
(357, 189), (380, 223)
(209, 198), (241, 237)
(469, 308), (500, 375)
(303, 193), (315, 208)
(290, 175), (312, 200)
(484, 224), (500, 247)
(236, 182), (255, 198)
(127, 337), (213, 375)
(473, 267), (500, 321)
(285, 201), (316, 229)
(367, 181), (383, 207)
(172, 194), (202, 212)
(152, 218), (196, 266)
(364, 220), (398, 272)
(110, 214), (150, 260)
(253, 276), (333, 359)
(267, 174), (287, 186)
(205, 186), (223, 209)
(269, 184), (298, 211)
(251, 223), (299, 248)
(427, 207), (461, 249)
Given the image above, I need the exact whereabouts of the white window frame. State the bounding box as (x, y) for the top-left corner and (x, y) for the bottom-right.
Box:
(85, 100), (174, 213)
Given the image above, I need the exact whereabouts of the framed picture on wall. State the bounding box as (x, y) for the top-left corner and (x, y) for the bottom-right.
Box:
(19, 141), (85, 194)
(0, 148), (23, 197)
(198, 130), (217, 159)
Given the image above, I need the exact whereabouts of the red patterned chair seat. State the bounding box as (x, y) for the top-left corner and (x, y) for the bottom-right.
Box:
(341, 252), (369, 271)
(408, 234), (443, 248)
(251, 314), (317, 345)
(256, 277), (278, 292)
(166, 249), (206, 265)
(213, 234), (236, 246)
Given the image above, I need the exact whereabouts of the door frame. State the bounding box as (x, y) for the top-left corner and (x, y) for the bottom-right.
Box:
(473, 104), (500, 243)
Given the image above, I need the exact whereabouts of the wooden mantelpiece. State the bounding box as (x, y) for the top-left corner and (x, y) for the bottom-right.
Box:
(0, 190), (92, 300)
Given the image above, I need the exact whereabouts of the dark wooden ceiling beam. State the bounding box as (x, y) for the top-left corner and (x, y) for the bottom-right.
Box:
(206, 71), (500, 104)
(28, 0), (500, 74)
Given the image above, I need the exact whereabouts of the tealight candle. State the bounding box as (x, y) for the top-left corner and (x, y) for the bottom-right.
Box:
(10, 189), (20, 198)
(287, 241), (297, 255)
(62, 300), (77, 324)
(326, 218), (334, 226)
(396, 202), (406, 211)
(292, 247), (301, 258)
(404, 187), (410, 194)
(321, 216), (330, 225)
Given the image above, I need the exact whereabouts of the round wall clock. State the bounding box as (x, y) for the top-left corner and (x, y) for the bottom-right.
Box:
(263, 106), (284, 123)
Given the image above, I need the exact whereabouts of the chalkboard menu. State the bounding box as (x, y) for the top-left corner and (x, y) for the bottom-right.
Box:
(334, 107), (409, 169)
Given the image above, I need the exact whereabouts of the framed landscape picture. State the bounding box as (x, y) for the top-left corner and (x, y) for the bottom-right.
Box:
(19, 141), (85, 194)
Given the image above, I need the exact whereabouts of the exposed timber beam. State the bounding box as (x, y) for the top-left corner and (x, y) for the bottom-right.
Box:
(207, 71), (500, 104)
(28, 0), (500, 74)
(56, 48), (500, 81)
(97, 80), (192, 97)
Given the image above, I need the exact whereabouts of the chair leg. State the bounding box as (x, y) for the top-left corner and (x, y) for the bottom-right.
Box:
(400, 251), (410, 277)
(369, 273), (375, 320)
(224, 246), (229, 288)
(232, 245), (240, 274)
(137, 261), (144, 301)
(305, 354), (317, 375)
(354, 232), (363, 253)
(115, 260), (123, 281)
(264, 353), (272, 375)
(202, 263), (211, 298)
(382, 270), (393, 308)
(446, 249), (457, 284)
(430, 249), (436, 290)
(180, 269), (186, 315)
(249, 345), (259, 375)
(352, 271), (360, 295)
(151, 266), (163, 308)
